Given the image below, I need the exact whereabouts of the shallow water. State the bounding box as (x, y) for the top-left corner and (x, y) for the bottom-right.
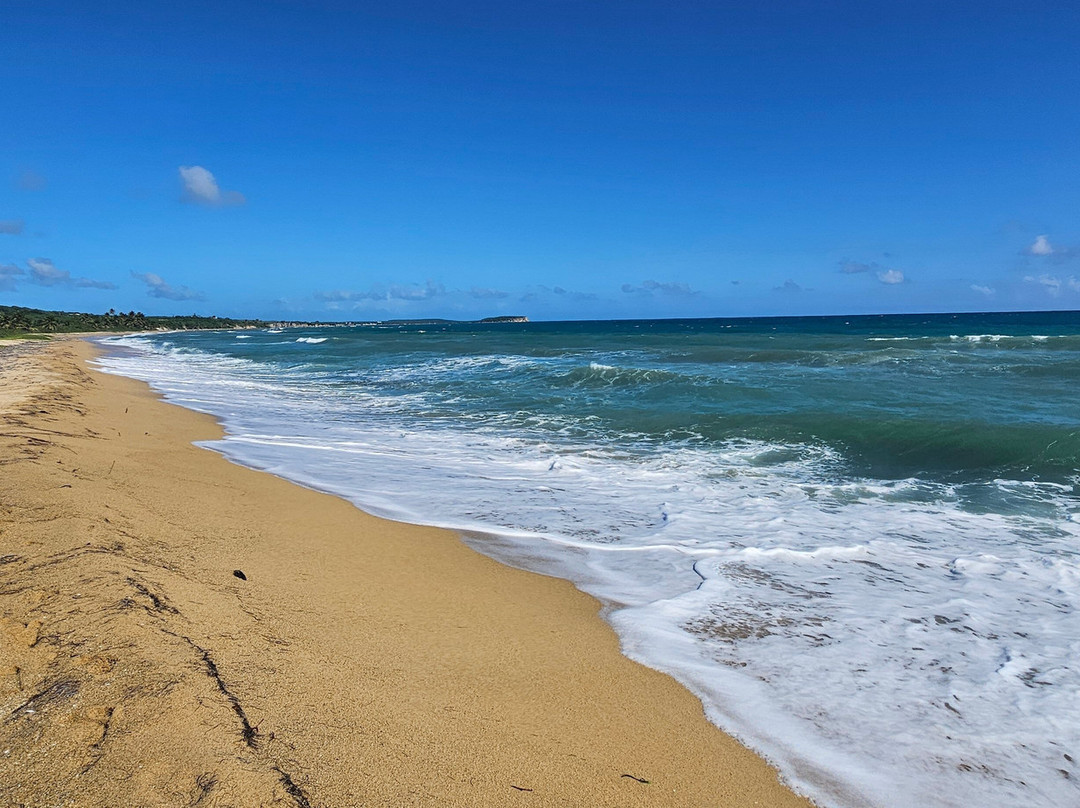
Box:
(97, 311), (1080, 807)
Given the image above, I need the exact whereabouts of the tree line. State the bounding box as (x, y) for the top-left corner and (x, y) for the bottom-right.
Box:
(0, 305), (264, 337)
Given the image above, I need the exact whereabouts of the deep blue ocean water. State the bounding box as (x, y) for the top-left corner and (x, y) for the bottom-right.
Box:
(98, 311), (1080, 807)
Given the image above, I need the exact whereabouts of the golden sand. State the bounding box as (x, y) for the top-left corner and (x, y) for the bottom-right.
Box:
(0, 338), (813, 807)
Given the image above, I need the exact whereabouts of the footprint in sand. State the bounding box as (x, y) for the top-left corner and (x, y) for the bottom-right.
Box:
(0, 618), (42, 647)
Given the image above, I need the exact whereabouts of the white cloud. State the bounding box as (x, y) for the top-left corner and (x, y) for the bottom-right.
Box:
(622, 279), (698, 296)
(1025, 274), (1062, 295)
(773, 279), (803, 293)
(970, 284), (995, 296)
(391, 280), (446, 301)
(519, 285), (597, 303)
(132, 271), (205, 300)
(179, 166), (219, 203)
(841, 260), (907, 285)
(27, 257), (69, 285)
(314, 280), (446, 304)
(0, 219), (24, 235)
(312, 290), (358, 303)
(1032, 275), (1080, 294)
(1027, 235), (1054, 256)
(1023, 234), (1076, 263)
(179, 165), (245, 206)
(22, 257), (117, 290)
(76, 277), (120, 289)
(644, 279), (695, 295)
(469, 287), (509, 300)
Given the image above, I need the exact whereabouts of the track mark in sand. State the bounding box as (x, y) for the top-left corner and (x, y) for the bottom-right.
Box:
(142, 601), (317, 807)
(190, 639), (259, 749)
(123, 576), (179, 614)
(91, 705), (115, 747)
(157, 625), (260, 749)
(6, 678), (81, 723)
(273, 766), (315, 808)
(188, 772), (218, 807)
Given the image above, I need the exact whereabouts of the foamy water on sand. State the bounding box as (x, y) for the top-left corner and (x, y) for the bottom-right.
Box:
(97, 312), (1080, 808)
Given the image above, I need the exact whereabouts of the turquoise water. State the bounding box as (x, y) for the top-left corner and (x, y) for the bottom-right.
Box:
(99, 310), (1080, 808)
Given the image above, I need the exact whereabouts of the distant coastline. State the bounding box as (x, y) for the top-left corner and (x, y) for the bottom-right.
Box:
(0, 304), (264, 338)
(0, 304), (529, 339)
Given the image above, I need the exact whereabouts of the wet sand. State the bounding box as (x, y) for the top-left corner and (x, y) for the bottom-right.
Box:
(0, 337), (813, 807)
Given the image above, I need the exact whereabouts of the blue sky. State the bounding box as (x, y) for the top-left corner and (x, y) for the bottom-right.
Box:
(2, 0), (1078, 321)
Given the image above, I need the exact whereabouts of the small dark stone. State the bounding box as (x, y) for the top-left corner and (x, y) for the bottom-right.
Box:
(233, 569), (247, 581)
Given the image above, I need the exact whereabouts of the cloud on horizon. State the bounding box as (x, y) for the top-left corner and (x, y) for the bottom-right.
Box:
(21, 257), (117, 290)
(469, 287), (509, 300)
(179, 165), (246, 207)
(621, 279), (698, 297)
(840, 259), (905, 285)
(314, 280), (447, 304)
(773, 279), (803, 293)
(0, 219), (25, 235)
(1024, 273), (1080, 296)
(519, 284), (597, 303)
(971, 284), (995, 296)
(75, 277), (120, 289)
(132, 271), (205, 300)
(839, 260), (875, 274)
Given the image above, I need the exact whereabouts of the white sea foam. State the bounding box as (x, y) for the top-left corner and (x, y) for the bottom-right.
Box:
(951, 334), (1010, 342)
(295, 336), (327, 343)
(869, 334), (1061, 346)
(94, 334), (1080, 808)
(947, 334), (1064, 346)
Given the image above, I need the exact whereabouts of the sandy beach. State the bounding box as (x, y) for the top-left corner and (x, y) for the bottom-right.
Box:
(0, 338), (813, 807)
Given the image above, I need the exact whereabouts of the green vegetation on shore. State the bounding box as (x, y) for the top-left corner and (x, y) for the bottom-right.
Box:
(0, 306), (529, 338)
(0, 305), (264, 338)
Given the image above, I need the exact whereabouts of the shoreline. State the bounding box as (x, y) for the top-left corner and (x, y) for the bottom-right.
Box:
(0, 337), (813, 806)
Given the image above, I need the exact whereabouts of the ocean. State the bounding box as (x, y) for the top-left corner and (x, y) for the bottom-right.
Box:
(96, 311), (1080, 808)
